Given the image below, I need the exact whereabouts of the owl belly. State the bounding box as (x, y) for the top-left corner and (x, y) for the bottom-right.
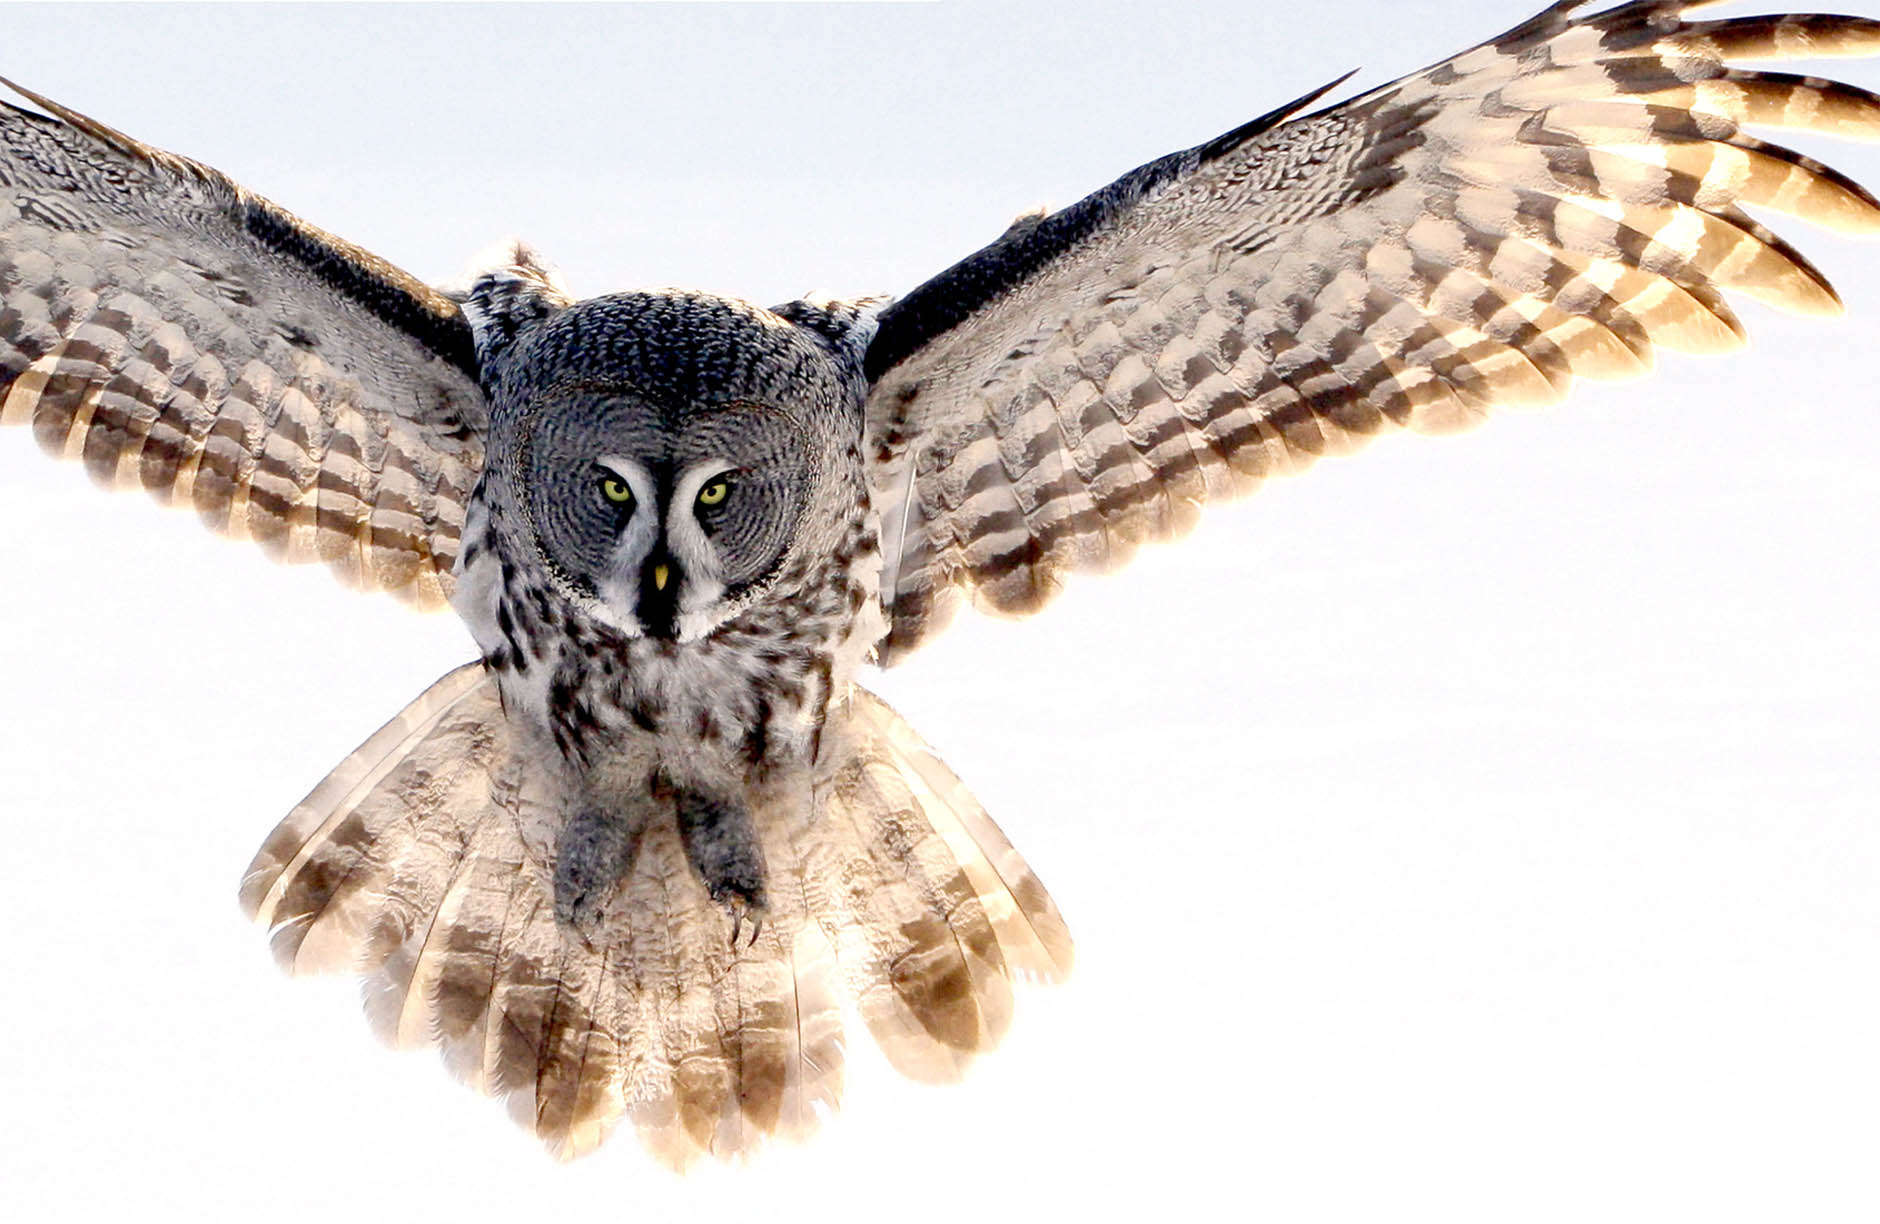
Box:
(453, 493), (888, 941)
(449, 493), (896, 940)
(597, 637), (826, 784)
(521, 618), (852, 936)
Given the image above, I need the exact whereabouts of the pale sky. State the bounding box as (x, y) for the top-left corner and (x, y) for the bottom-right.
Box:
(2, 2), (1878, 1221)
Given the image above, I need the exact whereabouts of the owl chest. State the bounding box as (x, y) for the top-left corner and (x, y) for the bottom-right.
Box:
(565, 636), (829, 778)
(471, 588), (845, 792)
(454, 497), (880, 784)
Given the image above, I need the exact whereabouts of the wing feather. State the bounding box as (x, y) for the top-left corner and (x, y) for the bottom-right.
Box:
(863, 0), (1880, 661)
(0, 81), (485, 606)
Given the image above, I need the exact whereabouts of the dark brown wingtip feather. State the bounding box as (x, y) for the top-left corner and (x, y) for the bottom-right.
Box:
(1604, 12), (1880, 62)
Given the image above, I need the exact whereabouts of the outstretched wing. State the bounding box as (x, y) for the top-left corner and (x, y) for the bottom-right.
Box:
(862, 0), (1880, 663)
(0, 82), (485, 606)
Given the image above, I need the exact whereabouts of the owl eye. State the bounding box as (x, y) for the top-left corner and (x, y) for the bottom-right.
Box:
(598, 476), (634, 506)
(696, 478), (731, 508)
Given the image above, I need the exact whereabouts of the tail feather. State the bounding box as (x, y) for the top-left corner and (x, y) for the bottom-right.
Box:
(813, 750), (1013, 1084)
(240, 665), (1069, 1168)
(425, 822), (528, 1091)
(861, 691), (1074, 984)
(240, 661), (488, 976)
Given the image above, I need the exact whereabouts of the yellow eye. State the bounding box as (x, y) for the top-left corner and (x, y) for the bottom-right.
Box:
(697, 479), (730, 508)
(599, 477), (633, 505)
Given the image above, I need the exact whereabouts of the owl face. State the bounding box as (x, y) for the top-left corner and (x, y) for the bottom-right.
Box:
(520, 386), (813, 640)
(465, 284), (868, 645)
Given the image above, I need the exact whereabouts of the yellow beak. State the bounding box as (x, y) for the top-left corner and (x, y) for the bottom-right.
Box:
(653, 564), (670, 592)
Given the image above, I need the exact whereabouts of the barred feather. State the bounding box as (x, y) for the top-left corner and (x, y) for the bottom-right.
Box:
(0, 79), (483, 606)
(6, 0), (1873, 1175)
(864, 0), (1880, 662)
(241, 667), (1069, 1167)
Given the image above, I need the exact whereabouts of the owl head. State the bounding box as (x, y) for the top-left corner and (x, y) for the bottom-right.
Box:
(461, 248), (875, 641)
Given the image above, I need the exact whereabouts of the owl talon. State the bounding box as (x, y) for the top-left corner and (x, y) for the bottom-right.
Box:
(714, 884), (768, 948)
(677, 789), (771, 945)
(562, 889), (607, 940)
(724, 896), (766, 948)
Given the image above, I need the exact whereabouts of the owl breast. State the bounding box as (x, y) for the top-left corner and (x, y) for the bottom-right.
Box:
(452, 482), (886, 795)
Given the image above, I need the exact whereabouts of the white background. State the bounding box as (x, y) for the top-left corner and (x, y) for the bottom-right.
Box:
(2, 2), (1877, 1220)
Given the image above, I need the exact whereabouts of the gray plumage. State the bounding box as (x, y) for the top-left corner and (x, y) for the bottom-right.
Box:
(2, 0), (1878, 1167)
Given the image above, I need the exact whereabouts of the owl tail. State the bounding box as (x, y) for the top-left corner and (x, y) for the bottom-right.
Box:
(239, 663), (1073, 1169)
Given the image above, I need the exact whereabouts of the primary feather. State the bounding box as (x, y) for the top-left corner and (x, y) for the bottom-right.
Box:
(1, 0), (1875, 1168)
(862, 0), (1880, 661)
(0, 77), (482, 604)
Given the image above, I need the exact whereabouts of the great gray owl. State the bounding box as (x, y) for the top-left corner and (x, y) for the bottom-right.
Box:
(1, 0), (1876, 1170)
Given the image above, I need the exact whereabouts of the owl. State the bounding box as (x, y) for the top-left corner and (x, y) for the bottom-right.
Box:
(2, 0), (1877, 1173)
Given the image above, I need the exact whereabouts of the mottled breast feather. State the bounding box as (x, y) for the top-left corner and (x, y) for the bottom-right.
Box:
(0, 80), (487, 606)
(861, 0), (1880, 664)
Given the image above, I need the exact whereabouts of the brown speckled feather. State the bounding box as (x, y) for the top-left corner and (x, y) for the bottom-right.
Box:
(0, 80), (484, 605)
(10, 0), (1875, 1175)
(864, 0), (1880, 662)
(241, 667), (1069, 1167)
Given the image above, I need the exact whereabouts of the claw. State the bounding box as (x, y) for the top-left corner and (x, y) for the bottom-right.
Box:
(563, 888), (606, 944)
(720, 890), (767, 949)
(677, 787), (770, 949)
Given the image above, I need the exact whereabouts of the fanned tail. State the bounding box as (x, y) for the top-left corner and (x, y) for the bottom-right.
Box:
(239, 667), (1071, 1168)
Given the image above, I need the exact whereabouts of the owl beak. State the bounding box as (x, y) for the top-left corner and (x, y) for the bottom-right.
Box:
(638, 549), (682, 639)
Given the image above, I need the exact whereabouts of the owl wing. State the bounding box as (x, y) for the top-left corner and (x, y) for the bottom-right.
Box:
(0, 81), (485, 607)
(862, 0), (1880, 663)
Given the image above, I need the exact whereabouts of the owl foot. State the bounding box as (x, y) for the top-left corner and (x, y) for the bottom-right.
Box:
(675, 789), (769, 947)
(552, 802), (641, 937)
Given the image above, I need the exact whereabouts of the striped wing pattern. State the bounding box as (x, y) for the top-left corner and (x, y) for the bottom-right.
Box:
(0, 82), (485, 606)
(864, 0), (1880, 663)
